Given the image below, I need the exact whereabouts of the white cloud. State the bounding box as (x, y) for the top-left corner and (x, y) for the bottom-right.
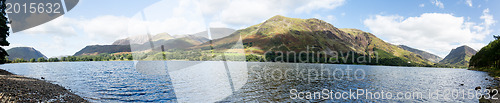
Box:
(3, 44), (27, 50)
(32, 0), (347, 41)
(314, 14), (336, 24)
(294, 0), (345, 13)
(84, 0), (207, 42)
(206, 0), (345, 27)
(364, 11), (495, 57)
(466, 0), (473, 7)
(199, 0), (231, 16)
(419, 4), (425, 7)
(481, 9), (496, 32)
(82, 15), (131, 41)
(217, 0), (285, 26)
(10, 0), (347, 57)
(127, 0), (206, 36)
(20, 16), (79, 37)
(209, 21), (229, 28)
(431, 0), (444, 8)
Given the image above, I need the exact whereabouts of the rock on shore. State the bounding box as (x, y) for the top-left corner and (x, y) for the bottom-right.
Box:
(0, 69), (88, 102)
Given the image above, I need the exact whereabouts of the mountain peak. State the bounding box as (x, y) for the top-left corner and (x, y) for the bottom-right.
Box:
(457, 45), (475, 50)
(269, 15), (286, 20)
(453, 45), (477, 55)
(265, 15), (301, 23)
(6, 47), (47, 60)
(440, 45), (478, 67)
(255, 15), (337, 36)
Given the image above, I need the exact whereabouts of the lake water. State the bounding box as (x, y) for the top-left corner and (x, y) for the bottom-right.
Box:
(0, 61), (497, 102)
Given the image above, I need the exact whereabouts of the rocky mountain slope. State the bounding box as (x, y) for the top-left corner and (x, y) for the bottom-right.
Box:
(72, 15), (435, 66)
(6, 47), (46, 60)
(440, 45), (477, 67)
(196, 15), (433, 66)
(75, 28), (235, 56)
(398, 45), (443, 63)
(73, 45), (131, 56)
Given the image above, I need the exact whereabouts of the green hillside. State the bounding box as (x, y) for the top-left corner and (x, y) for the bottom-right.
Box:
(6, 47), (46, 60)
(439, 45), (477, 68)
(69, 15), (434, 66)
(73, 45), (131, 56)
(397, 45), (442, 63)
(469, 37), (500, 76)
(198, 15), (433, 66)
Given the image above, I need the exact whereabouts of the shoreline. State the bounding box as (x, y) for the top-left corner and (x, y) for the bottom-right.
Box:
(480, 77), (500, 103)
(0, 69), (88, 102)
(5, 60), (460, 69)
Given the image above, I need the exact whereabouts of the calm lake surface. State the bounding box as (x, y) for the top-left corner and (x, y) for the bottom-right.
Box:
(0, 61), (497, 102)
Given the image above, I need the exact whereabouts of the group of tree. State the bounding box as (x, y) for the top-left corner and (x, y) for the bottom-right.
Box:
(4, 46), (434, 67)
(469, 35), (500, 76)
(4, 53), (134, 63)
(245, 48), (431, 67)
(0, 0), (9, 64)
(7, 57), (52, 63)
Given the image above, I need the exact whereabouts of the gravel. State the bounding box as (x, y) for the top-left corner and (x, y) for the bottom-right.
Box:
(0, 69), (88, 102)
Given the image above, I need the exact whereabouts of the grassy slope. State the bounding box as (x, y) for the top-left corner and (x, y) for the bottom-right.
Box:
(339, 28), (432, 65)
(438, 46), (477, 68)
(6, 47), (47, 60)
(469, 39), (500, 76)
(194, 15), (432, 66)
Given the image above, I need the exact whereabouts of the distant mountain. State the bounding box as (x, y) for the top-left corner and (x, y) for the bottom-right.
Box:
(77, 28), (236, 56)
(440, 45), (477, 67)
(73, 15), (436, 66)
(6, 47), (46, 60)
(127, 28), (235, 52)
(73, 45), (131, 56)
(173, 28), (236, 43)
(398, 45), (442, 63)
(111, 39), (130, 45)
(470, 38), (500, 70)
(197, 15), (433, 66)
(112, 33), (174, 45)
(112, 28), (236, 46)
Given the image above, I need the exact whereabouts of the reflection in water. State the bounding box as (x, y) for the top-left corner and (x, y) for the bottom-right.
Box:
(225, 63), (497, 102)
(0, 61), (497, 102)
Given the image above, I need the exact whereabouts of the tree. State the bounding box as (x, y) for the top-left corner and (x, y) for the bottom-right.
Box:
(37, 57), (46, 62)
(0, 0), (10, 64)
(29, 58), (36, 62)
(48, 57), (59, 62)
(494, 35), (500, 40)
(126, 55), (133, 60)
(14, 58), (25, 63)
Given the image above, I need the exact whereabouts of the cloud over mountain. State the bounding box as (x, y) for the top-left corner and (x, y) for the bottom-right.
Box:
(364, 9), (495, 57)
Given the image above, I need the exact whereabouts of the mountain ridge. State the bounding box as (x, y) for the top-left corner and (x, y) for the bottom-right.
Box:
(439, 45), (477, 67)
(73, 45), (131, 56)
(76, 28), (236, 56)
(469, 37), (500, 76)
(6, 47), (46, 60)
(72, 15), (435, 66)
(195, 15), (433, 66)
(397, 45), (443, 63)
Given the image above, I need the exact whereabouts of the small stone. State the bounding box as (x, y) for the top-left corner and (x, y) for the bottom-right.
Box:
(475, 86), (481, 90)
(460, 84), (464, 86)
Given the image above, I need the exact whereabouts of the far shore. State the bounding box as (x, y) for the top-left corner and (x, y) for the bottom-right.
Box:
(0, 69), (88, 102)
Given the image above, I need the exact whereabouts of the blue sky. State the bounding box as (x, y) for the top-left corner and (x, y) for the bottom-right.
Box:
(6, 0), (499, 58)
